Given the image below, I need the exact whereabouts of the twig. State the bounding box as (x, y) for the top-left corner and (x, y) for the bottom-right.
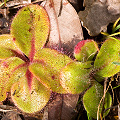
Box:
(0, 109), (13, 112)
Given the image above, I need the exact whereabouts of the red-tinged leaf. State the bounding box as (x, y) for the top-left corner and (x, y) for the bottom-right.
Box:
(0, 57), (25, 101)
(11, 76), (51, 113)
(74, 40), (98, 62)
(0, 34), (22, 59)
(94, 38), (120, 80)
(31, 48), (72, 93)
(11, 5), (50, 60)
(34, 48), (72, 72)
(29, 61), (67, 93)
(0, 86), (6, 101)
(6, 66), (27, 92)
(60, 61), (92, 94)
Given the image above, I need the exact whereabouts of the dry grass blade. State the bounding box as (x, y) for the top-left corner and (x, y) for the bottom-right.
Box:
(97, 78), (113, 120)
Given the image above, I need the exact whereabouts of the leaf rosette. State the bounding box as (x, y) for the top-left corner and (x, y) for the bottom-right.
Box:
(0, 5), (72, 113)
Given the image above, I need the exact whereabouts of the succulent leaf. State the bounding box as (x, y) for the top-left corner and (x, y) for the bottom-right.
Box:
(83, 81), (112, 119)
(29, 61), (67, 93)
(0, 57), (25, 101)
(94, 38), (120, 79)
(11, 5), (50, 59)
(31, 48), (72, 93)
(74, 40), (98, 62)
(6, 66), (27, 92)
(0, 87), (6, 101)
(11, 76), (51, 113)
(0, 34), (21, 59)
(60, 61), (92, 94)
(34, 48), (72, 72)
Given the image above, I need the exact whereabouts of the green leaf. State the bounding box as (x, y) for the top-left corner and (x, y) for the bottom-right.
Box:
(0, 85), (6, 101)
(74, 40), (98, 62)
(6, 66), (27, 92)
(11, 5), (50, 59)
(94, 38), (120, 79)
(0, 34), (21, 59)
(112, 24), (120, 34)
(60, 61), (92, 94)
(31, 48), (72, 93)
(83, 82), (112, 119)
(29, 61), (67, 93)
(11, 76), (51, 113)
(0, 57), (25, 101)
(34, 48), (72, 72)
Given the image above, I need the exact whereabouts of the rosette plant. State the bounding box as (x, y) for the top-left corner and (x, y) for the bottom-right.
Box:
(60, 38), (120, 119)
(59, 18), (120, 119)
(0, 4), (72, 113)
